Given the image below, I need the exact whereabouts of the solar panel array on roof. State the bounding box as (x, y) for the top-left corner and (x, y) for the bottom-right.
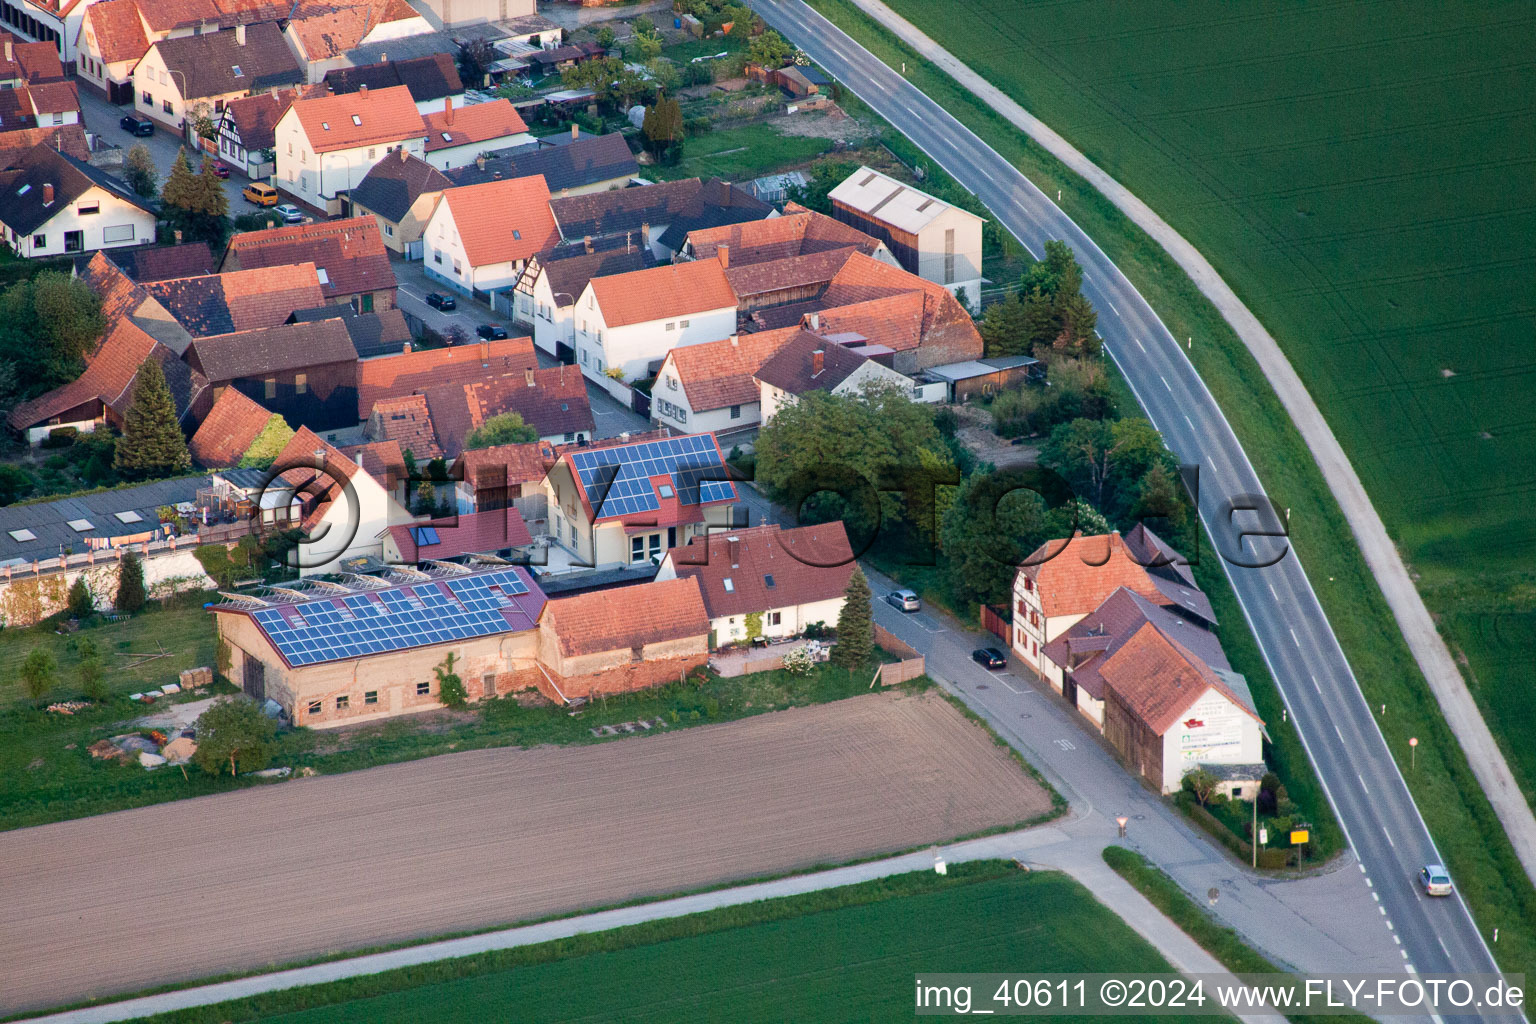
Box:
(570, 434), (734, 520)
(249, 569), (533, 666)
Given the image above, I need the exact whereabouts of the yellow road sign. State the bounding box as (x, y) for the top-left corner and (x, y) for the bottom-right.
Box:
(1290, 830), (1310, 845)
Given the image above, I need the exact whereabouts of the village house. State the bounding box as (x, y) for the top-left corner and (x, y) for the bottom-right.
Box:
(287, 303), (411, 358)
(216, 87), (311, 180)
(423, 364), (593, 451)
(675, 202), (892, 275)
(419, 97), (532, 171)
(421, 173), (557, 301)
(655, 522), (853, 648)
(187, 386), (284, 468)
(346, 149), (449, 257)
(754, 327), (916, 424)
(364, 392), (441, 459)
(542, 431), (737, 570)
(324, 53), (462, 114)
(450, 440), (547, 515)
(573, 257), (737, 384)
(511, 235), (650, 360)
(355, 334), (538, 421)
(828, 165), (985, 299)
(222, 216), (397, 313)
(651, 327), (798, 434)
(275, 84), (426, 216)
(548, 176), (772, 261)
(75, 250), (196, 356)
(378, 505), (532, 565)
(411, 0), (534, 31)
(284, 0), (433, 83)
(142, 262), (327, 339)
(7, 318), (204, 443)
(446, 128), (638, 197)
(74, 0), (149, 103)
(0, 142), (155, 257)
(187, 318), (360, 431)
(535, 576), (710, 703)
(132, 23), (303, 134)
(0, 78), (80, 135)
(103, 241), (216, 282)
(209, 562), (549, 726)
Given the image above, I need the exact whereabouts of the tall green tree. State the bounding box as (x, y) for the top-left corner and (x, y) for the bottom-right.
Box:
(114, 358), (191, 478)
(77, 636), (107, 701)
(831, 566), (872, 668)
(160, 151), (229, 246)
(0, 272), (107, 393)
(1134, 461), (1192, 549)
(123, 144), (158, 198)
(21, 648), (56, 702)
(940, 470), (1051, 607)
(1053, 291), (1099, 357)
(116, 549), (147, 613)
(641, 94), (684, 163)
(193, 697), (277, 776)
(463, 412), (538, 450)
(747, 29), (793, 66)
(67, 576), (93, 617)
(1040, 417), (1170, 520)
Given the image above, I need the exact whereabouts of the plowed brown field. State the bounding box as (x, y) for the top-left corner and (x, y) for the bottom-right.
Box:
(0, 690), (1050, 1014)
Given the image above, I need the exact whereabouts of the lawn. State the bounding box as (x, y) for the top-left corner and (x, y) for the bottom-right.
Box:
(802, 0), (1536, 974)
(653, 121), (834, 182)
(0, 597), (921, 831)
(128, 863), (1196, 1024)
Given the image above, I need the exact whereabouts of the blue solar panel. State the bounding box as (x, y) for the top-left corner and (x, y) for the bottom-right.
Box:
(248, 569), (537, 667)
(570, 434), (734, 520)
(412, 526), (441, 546)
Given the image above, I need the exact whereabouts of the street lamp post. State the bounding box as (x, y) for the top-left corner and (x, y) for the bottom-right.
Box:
(1115, 816), (1128, 838)
(1409, 736), (1418, 769)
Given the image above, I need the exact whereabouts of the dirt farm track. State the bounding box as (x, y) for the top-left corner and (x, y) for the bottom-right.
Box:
(0, 691), (1051, 1014)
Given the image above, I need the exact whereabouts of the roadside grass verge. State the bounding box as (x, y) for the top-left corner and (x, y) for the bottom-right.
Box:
(801, 0), (1536, 973)
(115, 864), (1186, 1024)
(1103, 846), (1356, 1024)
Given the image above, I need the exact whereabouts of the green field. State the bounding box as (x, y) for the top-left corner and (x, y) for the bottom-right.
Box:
(864, 0), (1536, 814)
(132, 863), (1197, 1024)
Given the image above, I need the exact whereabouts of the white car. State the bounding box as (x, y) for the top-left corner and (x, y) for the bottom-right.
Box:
(1419, 864), (1453, 897)
(274, 203), (304, 224)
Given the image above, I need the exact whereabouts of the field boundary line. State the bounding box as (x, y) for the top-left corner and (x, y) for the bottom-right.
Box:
(821, 0), (1536, 884)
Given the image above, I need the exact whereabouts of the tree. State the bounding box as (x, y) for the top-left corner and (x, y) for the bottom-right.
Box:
(464, 412), (538, 450)
(123, 144), (158, 198)
(13, 272), (107, 388)
(632, 14), (656, 36)
(1021, 239), (1082, 299)
(1053, 291), (1099, 357)
(193, 697), (277, 777)
(1040, 417), (1169, 520)
(646, 57), (681, 95)
(77, 636), (107, 701)
(940, 470), (1050, 607)
(1134, 461), (1190, 548)
(116, 549), (146, 613)
(413, 478), (437, 516)
(114, 357), (191, 478)
(67, 576), (93, 618)
(747, 28), (793, 67)
(21, 648), (56, 702)
(1041, 498), (1112, 540)
(160, 151), (229, 246)
(238, 414), (294, 469)
(435, 651), (467, 708)
(1182, 766), (1222, 807)
(158, 149), (198, 227)
(831, 566), (872, 668)
(641, 94), (684, 163)
(596, 25), (615, 49)
(783, 158), (859, 215)
(457, 38), (497, 87)
(628, 33), (662, 61)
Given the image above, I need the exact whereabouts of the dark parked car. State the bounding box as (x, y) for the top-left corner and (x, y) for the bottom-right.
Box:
(426, 292), (456, 311)
(476, 323), (508, 340)
(972, 648), (1007, 669)
(119, 114), (154, 136)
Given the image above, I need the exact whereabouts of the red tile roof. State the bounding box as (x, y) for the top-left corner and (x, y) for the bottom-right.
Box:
(223, 216), (395, 301)
(724, 246), (861, 303)
(79, 250), (149, 324)
(8, 319), (157, 429)
(223, 87), (314, 152)
(1098, 623), (1260, 736)
(188, 387), (279, 468)
(808, 291), (925, 351)
(144, 262), (326, 337)
(336, 437), (405, 490)
(588, 257), (736, 328)
(81, 0), (149, 65)
(271, 425), (362, 529)
(368, 392), (442, 460)
(452, 441), (549, 492)
(661, 328), (798, 412)
(666, 522), (853, 620)
(0, 123), (88, 161)
(385, 506), (532, 562)
(685, 205), (880, 263)
(356, 335), (537, 419)
(287, 0), (421, 61)
(23, 80), (79, 115)
(289, 85), (424, 154)
(817, 251), (981, 358)
(459, 364), (593, 443)
(1020, 532), (1173, 621)
(422, 98), (528, 153)
(542, 576), (709, 659)
(436, 175), (557, 267)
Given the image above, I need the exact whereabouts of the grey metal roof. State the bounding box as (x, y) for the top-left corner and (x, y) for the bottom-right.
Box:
(0, 475), (212, 566)
(923, 355), (1039, 382)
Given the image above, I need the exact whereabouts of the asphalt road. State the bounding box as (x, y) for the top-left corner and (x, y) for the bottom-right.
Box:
(753, 0), (1513, 1003)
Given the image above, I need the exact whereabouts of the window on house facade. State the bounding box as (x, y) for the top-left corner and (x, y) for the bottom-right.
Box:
(434, 252), (442, 264)
(103, 224), (134, 243)
(631, 535), (647, 562)
(264, 378), (276, 399)
(665, 321), (675, 331)
(943, 227), (955, 283)
(768, 611), (781, 626)
(336, 695), (349, 710)
(77, 201), (99, 215)
(453, 260), (462, 275)
(294, 373), (307, 395)
(307, 700), (322, 715)
(680, 319), (689, 328)
(162, 100), (172, 114)
(63, 231), (82, 252)
(364, 690), (378, 704)
(417, 681), (430, 695)
(141, 91), (151, 105)
(729, 405), (741, 419)
(359, 293), (374, 312)
(384, 224), (393, 236)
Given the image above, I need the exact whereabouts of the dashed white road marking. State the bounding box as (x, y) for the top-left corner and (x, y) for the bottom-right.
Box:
(1184, 414), (1195, 431)
(1290, 628), (1301, 646)
(1365, 876), (1373, 887)
(1335, 724), (1346, 743)
(1358, 773), (1370, 795)
(1268, 582), (1279, 599)
(1160, 375), (1172, 392)
(1437, 937), (1451, 958)
(1054, 738), (1076, 751)
(1311, 674), (1322, 694)
(1135, 338), (1147, 353)
(1107, 299), (1120, 316)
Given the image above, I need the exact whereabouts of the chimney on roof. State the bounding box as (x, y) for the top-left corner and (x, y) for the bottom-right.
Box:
(729, 333), (738, 347)
(41, 182), (53, 205)
(475, 154), (485, 171)
(354, 450), (365, 468)
(398, 147), (408, 162)
(4, 40), (12, 61)
(716, 244), (728, 269)
(479, 339), (490, 365)
(808, 311), (820, 331)
(524, 368), (535, 387)
(640, 222), (650, 245)
(728, 537), (740, 567)
(379, 52), (386, 62)
(174, 229), (182, 244)
(313, 448), (325, 469)
(571, 122), (578, 140)
(811, 349), (824, 376)
(403, 341), (412, 354)
(583, 234), (593, 254)
(235, 22), (245, 45)
(443, 96), (453, 124)
(358, 82), (367, 93)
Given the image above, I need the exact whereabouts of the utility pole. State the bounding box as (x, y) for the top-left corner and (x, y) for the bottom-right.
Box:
(1251, 793), (1258, 869)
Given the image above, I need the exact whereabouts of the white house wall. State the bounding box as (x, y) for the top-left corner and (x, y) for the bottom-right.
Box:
(2, 186), (154, 257)
(1158, 687), (1264, 794)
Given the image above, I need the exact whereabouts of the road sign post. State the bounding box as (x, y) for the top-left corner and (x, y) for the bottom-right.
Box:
(1290, 828), (1309, 868)
(1409, 736), (1418, 769)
